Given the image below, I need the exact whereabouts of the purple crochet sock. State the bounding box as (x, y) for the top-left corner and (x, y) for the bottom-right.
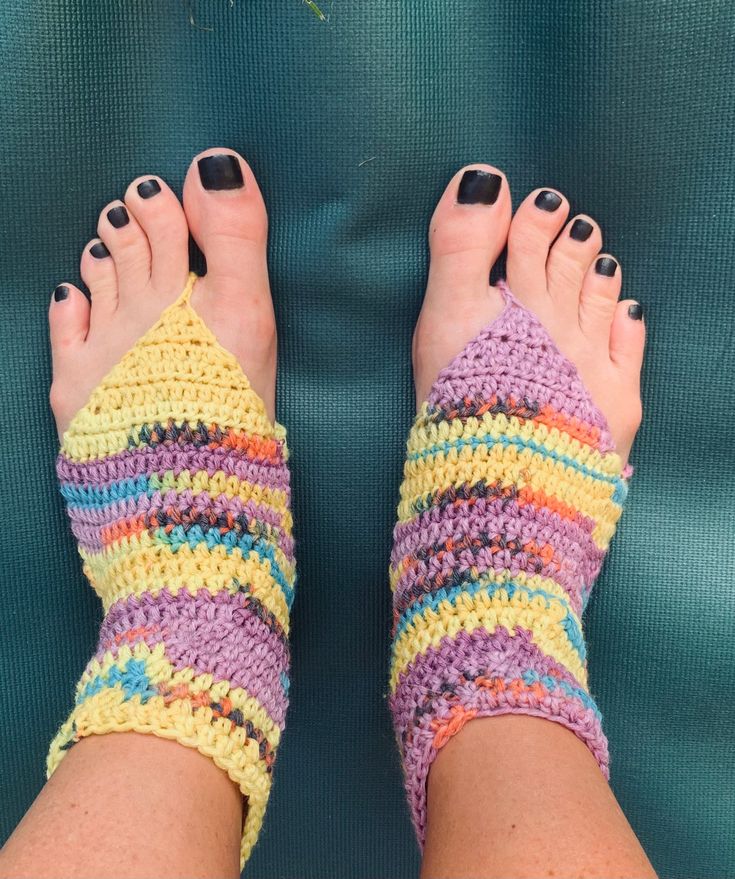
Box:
(389, 281), (629, 843)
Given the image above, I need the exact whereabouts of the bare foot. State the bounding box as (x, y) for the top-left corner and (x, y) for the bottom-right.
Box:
(413, 164), (645, 463)
(48, 148), (277, 436)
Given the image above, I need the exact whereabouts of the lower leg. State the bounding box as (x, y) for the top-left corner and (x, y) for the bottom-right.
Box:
(421, 716), (657, 879)
(0, 735), (242, 879)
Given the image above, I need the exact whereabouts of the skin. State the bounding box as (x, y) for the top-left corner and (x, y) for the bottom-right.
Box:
(0, 156), (652, 879)
(422, 717), (657, 879)
(0, 735), (242, 879)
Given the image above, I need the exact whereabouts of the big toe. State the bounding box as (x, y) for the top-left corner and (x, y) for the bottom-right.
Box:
(426, 164), (511, 305)
(416, 164), (512, 405)
(182, 148), (276, 421)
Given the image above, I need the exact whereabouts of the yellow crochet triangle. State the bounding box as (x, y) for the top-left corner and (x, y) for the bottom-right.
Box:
(62, 272), (284, 462)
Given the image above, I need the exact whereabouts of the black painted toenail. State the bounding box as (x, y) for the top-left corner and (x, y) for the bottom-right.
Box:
(595, 257), (618, 277)
(54, 285), (69, 302)
(570, 218), (593, 241)
(198, 154), (244, 191)
(535, 190), (562, 212)
(457, 170), (502, 205)
(107, 206), (129, 228)
(628, 303), (643, 321)
(90, 242), (110, 259)
(137, 179), (161, 199)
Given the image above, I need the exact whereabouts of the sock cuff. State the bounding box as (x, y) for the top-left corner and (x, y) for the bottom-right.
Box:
(47, 649), (275, 866)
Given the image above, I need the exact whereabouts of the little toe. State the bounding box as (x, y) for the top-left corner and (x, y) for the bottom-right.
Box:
(546, 214), (603, 310)
(80, 238), (118, 317)
(578, 254), (622, 340)
(97, 199), (152, 297)
(507, 187), (570, 305)
(610, 298), (646, 376)
(125, 175), (189, 293)
(425, 163), (512, 312)
(48, 283), (90, 354)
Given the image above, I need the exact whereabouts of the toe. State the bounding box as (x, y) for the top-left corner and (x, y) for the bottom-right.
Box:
(80, 237), (118, 317)
(183, 148), (269, 295)
(48, 283), (90, 355)
(125, 175), (189, 293)
(182, 148), (276, 420)
(546, 214), (603, 311)
(97, 199), (152, 296)
(610, 298), (646, 375)
(425, 164), (512, 309)
(413, 164), (512, 406)
(507, 187), (570, 303)
(48, 283), (92, 439)
(578, 254), (622, 340)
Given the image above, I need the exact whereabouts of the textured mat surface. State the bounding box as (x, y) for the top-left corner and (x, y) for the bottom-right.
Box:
(1, 2), (733, 877)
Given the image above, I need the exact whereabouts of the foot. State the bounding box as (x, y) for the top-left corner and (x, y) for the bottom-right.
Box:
(413, 165), (645, 464)
(49, 148), (277, 437)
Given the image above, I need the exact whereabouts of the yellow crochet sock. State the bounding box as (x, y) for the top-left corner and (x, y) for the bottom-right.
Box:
(51, 272), (294, 867)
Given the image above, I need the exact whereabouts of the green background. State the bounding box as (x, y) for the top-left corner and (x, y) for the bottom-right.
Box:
(1, 2), (733, 877)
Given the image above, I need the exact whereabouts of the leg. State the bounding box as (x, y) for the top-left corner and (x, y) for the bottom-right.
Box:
(391, 166), (655, 878)
(0, 149), (292, 877)
(0, 736), (241, 879)
(422, 717), (656, 878)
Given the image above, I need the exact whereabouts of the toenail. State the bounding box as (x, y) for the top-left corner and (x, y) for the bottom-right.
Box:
(595, 257), (618, 277)
(54, 285), (69, 302)
(628, 303), (643, 321)
(457, 170), (502, 205)
(90, 242), (110, 259)
(535, 190), (562, 212)
(137, 179), (161, 199)
(198, 154), (244, 191)
(107, 206), (129, 228)
(570, 218), (593, 241)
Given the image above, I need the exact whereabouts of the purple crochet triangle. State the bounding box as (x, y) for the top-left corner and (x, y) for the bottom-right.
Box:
(427, 280), (616, 453)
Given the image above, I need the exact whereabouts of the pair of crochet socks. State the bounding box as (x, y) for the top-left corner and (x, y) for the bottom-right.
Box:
(50, 275), (627, 865)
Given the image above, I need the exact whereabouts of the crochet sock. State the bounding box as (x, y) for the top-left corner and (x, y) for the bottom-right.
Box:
(49, 273), (294, 867)
(389, 281), (630, 844)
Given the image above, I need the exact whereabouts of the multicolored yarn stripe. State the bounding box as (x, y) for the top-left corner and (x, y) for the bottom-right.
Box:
(389, 281), (630, 844)
(49, 272), (294, 868)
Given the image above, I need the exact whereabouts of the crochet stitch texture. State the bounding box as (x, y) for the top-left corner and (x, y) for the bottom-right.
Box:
(389, 281), (629, 844)
(49, 273), (294, 867)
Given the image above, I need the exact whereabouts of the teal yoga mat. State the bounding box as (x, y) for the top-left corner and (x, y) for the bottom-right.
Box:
(1, 2), (733, 876)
